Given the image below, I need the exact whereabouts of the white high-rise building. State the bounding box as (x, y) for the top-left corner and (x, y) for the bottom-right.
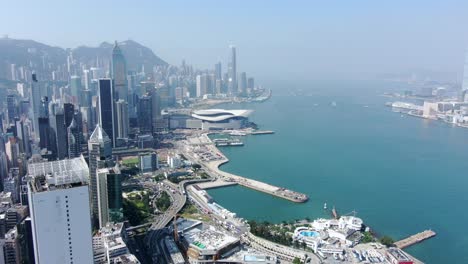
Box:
(27, 156), (94, 264)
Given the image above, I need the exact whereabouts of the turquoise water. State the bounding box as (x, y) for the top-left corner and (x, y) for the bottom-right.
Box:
(207, 80), (468, 264)
(300, 231), (320, 238)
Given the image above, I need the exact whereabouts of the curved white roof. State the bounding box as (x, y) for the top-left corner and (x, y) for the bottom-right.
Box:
(192, 109), (253, 122)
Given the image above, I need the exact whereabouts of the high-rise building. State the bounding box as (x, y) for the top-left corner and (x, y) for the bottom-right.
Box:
(98, 79), (115, 147)
(27, 157), (94, 264)
(238, 72), (247, 95)
(6, 95), (17, 125)
(151, 90), (164, 132)
(30, 73), (41, 134)
(228, 45), (237, 95)
(96, 167), (123, 228)
(196, 74), (208, 97)
(49, 105), (68, 159)
(83, 69), (91, 90)
(139, 152), (158, 173)
(114, 100), (129, 140)
(63, 103), (75, 128)
(247, 77), (255, 90)
(215, 62), (222, 80)
(463, 50), (468, 92)
(88, 125), (113, 228)
(138, 95), (152, 134)
(38, 117), (50, 151)
(70, 75), (81, 103)
(3, 227), (21, 264)
(112, 42), (128, 102)
(67, 118), (82, 158)
(15, 119), (31, 158)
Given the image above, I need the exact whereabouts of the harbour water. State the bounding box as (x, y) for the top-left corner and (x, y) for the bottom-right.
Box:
(207, 79), (468, 264)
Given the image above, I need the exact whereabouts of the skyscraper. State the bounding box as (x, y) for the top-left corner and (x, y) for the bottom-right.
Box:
(27, 157), (94, 264)
(228, 45), (237, 95)
(49, 105), (68, 159)
(6, 95), (17, 125)
(238, 72), (247, 95)
(114, 99), (129, 141)
(70, 75), (81, 103)
(138, 95), (152, 134)
(111, 42), (128, 102)
(98, 79), (115, 147)
(215, 62), (222, 80)
(96, 167), (123, 228)
(30, 73), (41, 135)
(88, 124), (113, 229)
(67, 118), (82, 158)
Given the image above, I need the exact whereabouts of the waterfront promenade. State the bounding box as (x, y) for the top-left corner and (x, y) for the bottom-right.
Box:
(183, 133), (309, 203)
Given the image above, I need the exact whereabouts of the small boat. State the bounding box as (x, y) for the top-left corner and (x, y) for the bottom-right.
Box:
(323, 202), (327, 210)
(331, 101), (337, 107)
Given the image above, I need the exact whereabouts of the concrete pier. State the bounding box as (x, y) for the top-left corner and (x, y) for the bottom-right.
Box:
(183, 134), (309, 203)
(395, 230), (436, 249)
(196, 180), (238, 189)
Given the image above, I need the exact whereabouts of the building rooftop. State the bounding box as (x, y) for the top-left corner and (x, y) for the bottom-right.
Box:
(192, 109), (253, 122)
(89, 124), (110, 143)
(387, 247), (412, 261)
(184, 224), (239, 253)
(27, 156), (89, 192)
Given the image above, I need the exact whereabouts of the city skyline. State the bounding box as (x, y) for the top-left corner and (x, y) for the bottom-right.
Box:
(1, 0), (468, 80)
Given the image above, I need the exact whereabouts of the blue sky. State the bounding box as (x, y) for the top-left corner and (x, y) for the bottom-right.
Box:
(1, 0), (468, 80)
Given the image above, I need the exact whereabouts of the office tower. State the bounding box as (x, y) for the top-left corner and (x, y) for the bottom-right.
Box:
(151, 90), (164, 132)
(247, 77), (255, 90)
(238, 72), (247, 95)
(27, 157), (94, 264)
(81, 89), (92, 109)
(70, 75), (81, 103)
(114, 100), (129, 140)
(63, 103), (75, 128)
(111, 42), (128, 102)
(83, 69), (91, 90)
(215, 62), (222, 80)
(98, 79), (115, 147)
(228, 45), (237, 95)
(137, 95), (152, 134)
(30, 73), (41, 134)
(196, 74), (208, 97)
(6, 95), (17, 125)
(15, 119), (31, 158)
(88, 125), (113, 229)
(139, 152), (158, 173)
(96, 167), (122, 228)
(37, 117), (50, 151)
(39, 96), (49, 118)
(49, 105), (68, 159)
(3, 227), (21, 264)
(67, 118), (82, 158)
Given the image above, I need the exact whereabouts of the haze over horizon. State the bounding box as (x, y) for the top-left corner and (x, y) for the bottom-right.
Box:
(1, 0), (468, 81)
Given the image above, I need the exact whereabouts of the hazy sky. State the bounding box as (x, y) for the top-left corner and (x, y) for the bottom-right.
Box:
(1, 0), (468, 80)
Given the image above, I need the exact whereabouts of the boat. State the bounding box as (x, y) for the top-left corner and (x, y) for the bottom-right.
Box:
(331, 101), (337, 107)
(323, 202), (327, 210)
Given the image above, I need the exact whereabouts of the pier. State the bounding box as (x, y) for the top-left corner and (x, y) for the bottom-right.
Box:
(183, 134), (309, 203)
(394, 230), (436, 249)
(196, 180), (238, 189)
(205, 143), (308, 203)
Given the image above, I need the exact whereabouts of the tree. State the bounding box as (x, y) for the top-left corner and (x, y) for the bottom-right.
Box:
(361, 231), (374, 243)
(301, 241), (307, 250)
(293, 240), (300, 248)
(292, 257), (302, 264)
(379, 235), (395, 247)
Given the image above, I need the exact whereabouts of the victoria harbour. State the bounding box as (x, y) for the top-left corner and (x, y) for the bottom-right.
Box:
(208, 79), (468, 264)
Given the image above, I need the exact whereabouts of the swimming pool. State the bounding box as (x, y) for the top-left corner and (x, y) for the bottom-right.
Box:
(300, 231), (319, 237)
